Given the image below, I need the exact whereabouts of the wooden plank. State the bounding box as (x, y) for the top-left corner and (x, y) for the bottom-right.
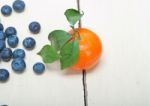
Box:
(81, 0), (150, 106)
(0, 0), (84, 106)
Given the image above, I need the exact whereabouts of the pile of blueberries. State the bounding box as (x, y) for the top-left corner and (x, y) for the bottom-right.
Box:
(0, 0), (45, 82)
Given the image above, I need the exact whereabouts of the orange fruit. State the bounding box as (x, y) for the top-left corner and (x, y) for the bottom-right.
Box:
(69, 28), (102, 71)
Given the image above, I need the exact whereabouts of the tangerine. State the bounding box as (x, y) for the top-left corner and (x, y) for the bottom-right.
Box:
(69, 28), (102, 71)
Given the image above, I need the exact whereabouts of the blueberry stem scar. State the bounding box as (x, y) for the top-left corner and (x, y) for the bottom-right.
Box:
(77, 0), (88, 106)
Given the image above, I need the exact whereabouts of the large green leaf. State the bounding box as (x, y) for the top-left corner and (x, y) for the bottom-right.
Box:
(38, 45), (60, 63)
(64, 8), (83, 26)
(48, 30), (71, 51)
(60, 40), (79, 70)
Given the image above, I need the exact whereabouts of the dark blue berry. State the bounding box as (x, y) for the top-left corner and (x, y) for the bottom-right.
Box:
(7, 35), (19, 48)
(33, 62), (45, 74)
(1, 5), (12, 16)
(5, 27), (17, 37)
(23, 37), (36, 49)
(13, 49), (25, 59)
(29, 22), (41, 34)
(0, 23), (4, 31)
(0, 48), (12, 62)
(0, 69), (9, 81)
(11, 58), (26, 73)
(0, 31), (6, 40)
(13, 0), (25, 13)
(0, 40), (6, 51)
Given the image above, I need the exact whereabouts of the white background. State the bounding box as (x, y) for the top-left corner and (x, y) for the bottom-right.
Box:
(0, 0), (150, 106)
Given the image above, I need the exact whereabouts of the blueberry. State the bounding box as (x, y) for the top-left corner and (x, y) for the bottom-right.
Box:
(0, 40), (6, 51)
(0, 31), (6, 40)
(7, 35), (19, 48)
(13, 49), (25, 59)
(29, 22), (41, 34)
(13, 0), (25, 13)
(1, 48), (12, 62)
(0, 23), (4, 31)
(11, 58), (26, 72)
(1, 5), (12, 16)
(5, 27), (17, 37)
(23, 37), (36, 49)
(0, 69), (9, 81)
(33, 62), (45, 74)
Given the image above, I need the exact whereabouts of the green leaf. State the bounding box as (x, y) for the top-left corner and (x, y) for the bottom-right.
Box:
(60, 40), (79, 70)
(38, 45), (60, 63)
(48, 30), (72, 51)
(64, 8), (83, 26)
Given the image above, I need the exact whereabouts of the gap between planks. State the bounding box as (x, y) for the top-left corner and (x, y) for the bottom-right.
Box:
(76, 0), (88, 106)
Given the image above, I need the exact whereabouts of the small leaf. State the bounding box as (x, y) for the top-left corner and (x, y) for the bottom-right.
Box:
(38, 45), (60, 63)
(60, 40), (79, 70)
(64, 8), (83, 26)
(48, 30), (72, 51)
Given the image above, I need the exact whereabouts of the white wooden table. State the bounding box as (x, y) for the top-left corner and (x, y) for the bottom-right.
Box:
(0, 0), (150, 106)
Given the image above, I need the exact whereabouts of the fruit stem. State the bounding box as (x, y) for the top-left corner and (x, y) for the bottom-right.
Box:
(70, 26), (81, 40)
